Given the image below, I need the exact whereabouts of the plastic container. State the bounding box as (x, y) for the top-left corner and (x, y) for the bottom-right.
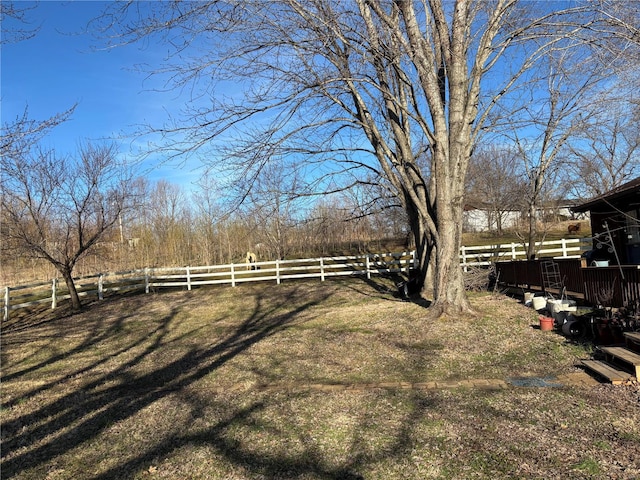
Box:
(532, 296), (547, 311)
(539, 316), (554, 331)
(524, 292), (535, 305)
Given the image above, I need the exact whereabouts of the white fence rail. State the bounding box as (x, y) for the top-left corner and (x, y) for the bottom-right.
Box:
(2, 238), (593, 321)
(2, 251), (416, 321)
(459, 237), (591, 268)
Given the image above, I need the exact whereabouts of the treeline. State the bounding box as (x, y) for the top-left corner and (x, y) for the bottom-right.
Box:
(2, 178), (408, 285)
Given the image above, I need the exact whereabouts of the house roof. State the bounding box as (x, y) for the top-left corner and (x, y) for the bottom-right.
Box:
(572, 177), (640, 213)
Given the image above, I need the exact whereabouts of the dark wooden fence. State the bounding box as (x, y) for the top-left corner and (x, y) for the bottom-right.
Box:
(496, 259), (640, 309)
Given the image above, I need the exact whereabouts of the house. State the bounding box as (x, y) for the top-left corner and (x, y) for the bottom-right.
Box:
(463, 199), (586, 234)
(572, 177), (640, 265)
(463, 203), (521, 233)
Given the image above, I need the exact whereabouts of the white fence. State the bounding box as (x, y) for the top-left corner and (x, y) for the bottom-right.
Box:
(2, 238), (592, 321)
(459, 237), (591, 269)
(2, 251), (416, 321)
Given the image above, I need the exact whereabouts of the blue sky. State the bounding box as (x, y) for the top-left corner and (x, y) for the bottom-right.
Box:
(2, 1), (201, 186)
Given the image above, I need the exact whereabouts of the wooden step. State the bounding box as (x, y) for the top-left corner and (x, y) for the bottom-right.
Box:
(600, 346), (640, 379)
(581, 360), (633, 385)
(624, 332), (640, 349)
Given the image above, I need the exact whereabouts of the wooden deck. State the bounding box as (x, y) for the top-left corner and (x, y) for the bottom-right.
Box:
(496, 259), (640, 309)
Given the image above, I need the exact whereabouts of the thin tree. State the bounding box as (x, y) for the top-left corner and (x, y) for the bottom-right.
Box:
(494, 46), (610, 259)
(1, 134), (136, 310)
(465, 146), (525, 235)
(566, 101), (640, 198)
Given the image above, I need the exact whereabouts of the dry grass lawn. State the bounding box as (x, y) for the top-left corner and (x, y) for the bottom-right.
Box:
(1, 277), (639, 479)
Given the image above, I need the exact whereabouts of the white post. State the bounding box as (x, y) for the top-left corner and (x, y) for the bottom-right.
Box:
(186, 266), (192, 291)
(320, 258), (325, 281)
(366, 255), (371, 279)
(276, 259), (281, 285)
(4, 286), (9, 322)
(231, 263), (236, 287)
(98, 274), (104, 300)
(511, 243), (517, 260)
(561, 238), (568, 258)
(461, 246), (467, 272)
(51, 278), (57, 309)
(145, 268), (150, 294)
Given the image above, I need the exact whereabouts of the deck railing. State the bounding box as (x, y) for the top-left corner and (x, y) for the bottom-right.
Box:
(496, 259), (640, 309)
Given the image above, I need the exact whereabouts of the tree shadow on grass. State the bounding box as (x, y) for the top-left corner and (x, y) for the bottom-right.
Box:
(1, 281), (455, 480)
(1, 285), (334, 478)
(89, 388), (440, 480)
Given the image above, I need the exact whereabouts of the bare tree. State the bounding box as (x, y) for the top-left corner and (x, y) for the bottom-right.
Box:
(466, 146), (526, 235)
(566, 101), (640, 198)
(94, 1), (617, 315)
(492, 46), (610, 259)
(1, 106), (75, 159)
(192, 172), (225, 265)
(147, 180), (193, 266)
(1, 134), (136, 310)
(0, 1), (39, 44)
(242, 160), (302, 260)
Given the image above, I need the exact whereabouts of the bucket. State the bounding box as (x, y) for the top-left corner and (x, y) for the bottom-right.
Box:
(524, 292), (534, 305)
(532, 296), (547, 311)
(539, 316), (554, 331)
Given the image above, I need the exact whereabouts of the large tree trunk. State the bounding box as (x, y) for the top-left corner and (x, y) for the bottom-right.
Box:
(431, 189), (471, 315)
(428, 124), (473, 315)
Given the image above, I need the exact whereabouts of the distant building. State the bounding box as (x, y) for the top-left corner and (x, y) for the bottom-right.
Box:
(463, 203), (520, 233)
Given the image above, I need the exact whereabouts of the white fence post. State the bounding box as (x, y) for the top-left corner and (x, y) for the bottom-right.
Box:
(1, 241), (593, 318)
(461, 246), (468, 272)
(4, 286), (9, 321)
(98, 274), (104, 300)
(51, 278), (57, 309)
(366, 255), (371, 280)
